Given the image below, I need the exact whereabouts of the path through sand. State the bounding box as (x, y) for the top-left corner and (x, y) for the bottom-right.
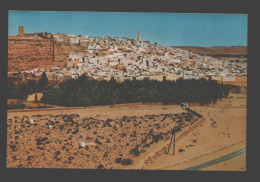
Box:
(142, 94), (246, 171)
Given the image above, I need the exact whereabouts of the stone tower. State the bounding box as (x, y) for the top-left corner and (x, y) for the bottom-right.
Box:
(19, 25), (24, 36)
(137, 32), (141, 42)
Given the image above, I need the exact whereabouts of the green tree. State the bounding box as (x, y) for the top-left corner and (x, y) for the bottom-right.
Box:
(37, 72), (48, 92)
(27, 80), (38, 94)
(16, 82), (30, 104)
(41, 84), (60, 105)
(7, 80), (18, 99)
(40, 77), (229, 107)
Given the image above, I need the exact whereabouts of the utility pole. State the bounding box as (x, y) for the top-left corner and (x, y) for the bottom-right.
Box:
(173, 131), (175, 155)
(53, 39), (55, 62)
(165, 130), (176, 155)
(165, 133), (173, 154)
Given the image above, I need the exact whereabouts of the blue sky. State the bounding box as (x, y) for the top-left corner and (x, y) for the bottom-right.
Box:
(8, 11), (248, 47)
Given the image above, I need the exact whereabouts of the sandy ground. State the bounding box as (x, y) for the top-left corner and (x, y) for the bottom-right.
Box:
(7, 94), (246, 171)
(203, 153), (246, 171)
(7, 103), (199, 169)
(8, 103), (184, 119)
(143, 93), (246, 171)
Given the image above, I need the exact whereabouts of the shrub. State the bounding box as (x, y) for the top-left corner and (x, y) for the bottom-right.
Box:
(54, 151), (61, 156)
(121, 158), (133, 165)
(115, 158), (122, 163)
(35, 137), (49, 145)
(129, 146), (140, 157)
(119, 133), (127, 137)
(97, 164), (104, 169)
(10, 145), (17, 152)
(152, 133), (164, 143)
(68, 157), (74, 160)
(172, 126), (182, 133)
(37, 146), (45, 150)
(140, 149), (146, 153)
(95, 139), (102, 145)
(141, 139), (147, 143)
(143, 143), (150, 148)
(72, 129), (79, 134)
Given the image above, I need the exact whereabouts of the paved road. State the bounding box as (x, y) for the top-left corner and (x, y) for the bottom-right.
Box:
(184, 147), (246, 170)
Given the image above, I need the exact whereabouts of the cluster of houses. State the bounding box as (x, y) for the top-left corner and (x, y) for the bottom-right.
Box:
(8, 34), (247, 84)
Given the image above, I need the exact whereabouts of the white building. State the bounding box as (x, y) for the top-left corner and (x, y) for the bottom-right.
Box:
(69, 52), (84, 63)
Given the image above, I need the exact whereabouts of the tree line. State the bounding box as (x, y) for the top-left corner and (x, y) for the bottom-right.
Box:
(8, 73), (229, 107)
(7, 72), (48, 101)
(37, 74), (229, 107)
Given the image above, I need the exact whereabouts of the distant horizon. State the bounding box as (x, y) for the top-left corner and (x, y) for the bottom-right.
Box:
(8, 11), (248, 47)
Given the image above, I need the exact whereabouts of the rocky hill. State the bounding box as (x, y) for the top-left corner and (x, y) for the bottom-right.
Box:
(8, 38), (88, 72)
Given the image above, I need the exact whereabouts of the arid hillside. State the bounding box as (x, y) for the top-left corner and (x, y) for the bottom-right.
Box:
(8, 38), (88, 72)
(173, 46), (247, 60)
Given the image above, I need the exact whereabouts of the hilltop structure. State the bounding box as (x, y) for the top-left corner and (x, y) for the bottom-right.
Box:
(18, 25), (36, 37)
(16, 25), (53, 39)
(137, 32), (141, 42)
(18, 25), (24, 36)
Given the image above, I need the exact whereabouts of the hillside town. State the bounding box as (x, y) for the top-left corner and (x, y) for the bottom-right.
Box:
(8, 26), (247, 84)
(7, 14), (247, 172)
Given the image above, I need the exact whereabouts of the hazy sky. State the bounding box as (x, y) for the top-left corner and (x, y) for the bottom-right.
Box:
(8, 11), (248, 47)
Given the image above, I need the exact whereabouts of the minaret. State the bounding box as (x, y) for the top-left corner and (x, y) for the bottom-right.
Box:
(18, 25), (24, 36)
(137, 32), (141, 42)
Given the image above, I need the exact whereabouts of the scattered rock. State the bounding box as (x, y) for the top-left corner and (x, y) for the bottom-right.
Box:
(79, 141), (86, 148)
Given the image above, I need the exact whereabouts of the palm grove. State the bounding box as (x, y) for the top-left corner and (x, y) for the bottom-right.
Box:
(8, 72), (229, 108)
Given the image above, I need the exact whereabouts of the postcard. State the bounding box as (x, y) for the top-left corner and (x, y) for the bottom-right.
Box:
(7, 11), (247, 171)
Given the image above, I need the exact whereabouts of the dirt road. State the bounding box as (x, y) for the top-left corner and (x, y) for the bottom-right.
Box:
(143, 94), (246, 171)
(185, 147), (246, 170)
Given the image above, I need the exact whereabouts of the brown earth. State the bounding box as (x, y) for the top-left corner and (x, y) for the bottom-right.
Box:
(142, 93), (246, 171)
(204, 153), (246, 171)
(7, 103), (199, 169)
(174, 46), (247, 56)
(223, 76), (247, 87)
(8, 38), (88, 72)
(7, 93), (246, 170)
(174, 46), (247, 61)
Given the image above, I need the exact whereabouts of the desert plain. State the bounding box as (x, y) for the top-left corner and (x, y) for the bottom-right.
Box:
(7, 93), (246, 171)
